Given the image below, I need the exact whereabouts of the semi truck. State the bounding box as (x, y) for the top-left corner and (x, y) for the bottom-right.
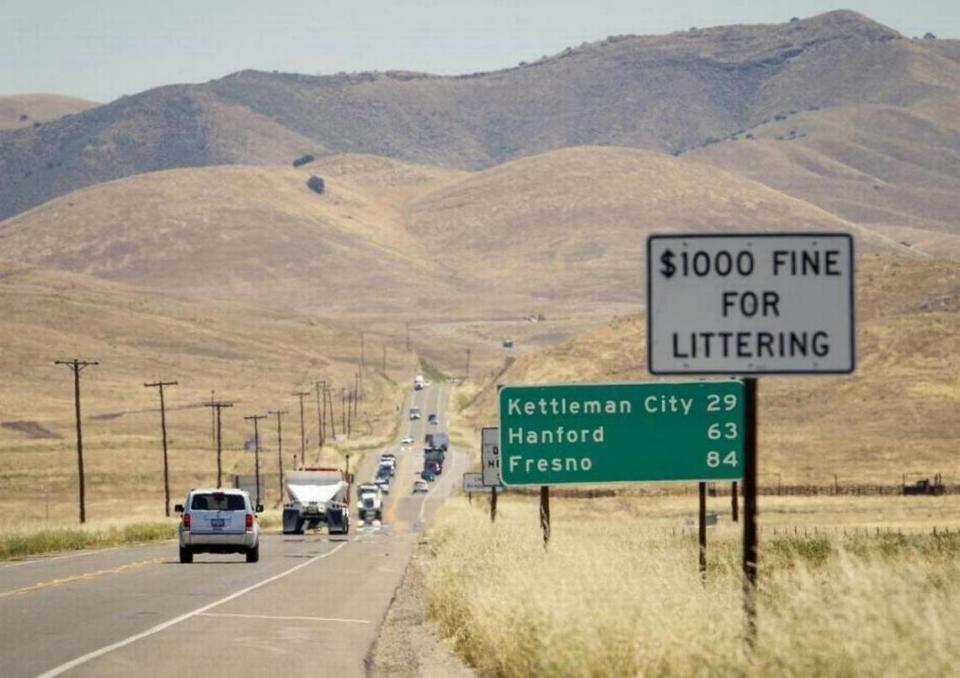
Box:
(282, 467), (350, 534)
(356, 483), (384, 521)
(425, 432), (449, 451)
(414, 374), (425, 390)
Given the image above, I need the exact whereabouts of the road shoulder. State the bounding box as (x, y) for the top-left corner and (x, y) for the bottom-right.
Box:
(368, 538), (473, 678)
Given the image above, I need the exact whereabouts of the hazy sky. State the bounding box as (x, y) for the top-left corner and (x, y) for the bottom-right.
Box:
(1, 1), (957, 103)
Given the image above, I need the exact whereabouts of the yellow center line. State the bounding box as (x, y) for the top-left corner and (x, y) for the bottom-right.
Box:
(0, 558), (164, 599)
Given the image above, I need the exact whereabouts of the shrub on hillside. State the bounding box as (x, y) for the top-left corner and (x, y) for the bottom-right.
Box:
(307, 175), (325, 194)
(293, 154), (315, 168)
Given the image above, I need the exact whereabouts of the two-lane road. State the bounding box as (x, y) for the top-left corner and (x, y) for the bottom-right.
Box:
(0, 380), (465, 677)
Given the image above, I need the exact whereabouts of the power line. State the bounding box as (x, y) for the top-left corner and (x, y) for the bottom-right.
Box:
(244, 414), (267, 507)
(55, 359), (98, 524)
(204, 399), (233, 488)
(144, 380), (177, 517)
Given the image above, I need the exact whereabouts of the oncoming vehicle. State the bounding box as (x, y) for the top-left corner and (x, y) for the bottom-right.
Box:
(356, 483), (383, 521)
(409, 407), (421, 421)
(400, 435), (414, 445)
(413, 479), (429, 493)
(176, 489), (262, 564)
(420, 469), (437, 482)
(427, 413), (438, 425)
(379, 454), (397, 476)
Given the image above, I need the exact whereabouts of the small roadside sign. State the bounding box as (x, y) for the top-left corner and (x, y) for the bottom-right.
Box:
(647, 233), (854, 375)
(463, 472), (493, 493)
(498, 381), (744, 487)
(481, 427), (502, 486)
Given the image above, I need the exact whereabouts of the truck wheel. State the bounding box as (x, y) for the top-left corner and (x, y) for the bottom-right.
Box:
(376, 510), (382, 521)
(179, 546), (193, 564)
(246, 543), (260, 563)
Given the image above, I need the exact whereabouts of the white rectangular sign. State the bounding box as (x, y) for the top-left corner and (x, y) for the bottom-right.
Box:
(463, 472), (493, 493)
(647, 233), (855, 375)
(481, 427), (501, 486)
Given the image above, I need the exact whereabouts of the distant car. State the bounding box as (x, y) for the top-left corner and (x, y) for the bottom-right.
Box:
(413, 480), (429, 493)
(427, 414), (438, 425)
(176, 489), (262, 564)
(420, 470), (437, 482)
(409, 408), (421, 420)
(400, 435), (414, 445)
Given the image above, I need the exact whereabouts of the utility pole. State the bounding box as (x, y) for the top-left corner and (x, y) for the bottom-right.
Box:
(144, 380), (178, 517)
(205, 400), (233, 488)
(359, 332), (365, 397)
(268, 410), (287, 505)
(465, 348), (471, 380)
(210, 389), (215, 443)
(314, 380), (325, 448)
(292, 391), (309, 469)
(353, 372), (360, 416)
(55, 359), (98, 524)
(341, 388), (347, 436)
(382, 345), (387, 373)
(244, 415), (267, 507)
(325, 384), (337, 440)
(347, 392), (353, 438)
(405, 321), (411, 352)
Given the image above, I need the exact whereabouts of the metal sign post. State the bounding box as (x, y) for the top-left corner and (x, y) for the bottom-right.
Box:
(647, 232), (855, 646)
(698, 481), (707, 582)
(482, 427), (502, 523)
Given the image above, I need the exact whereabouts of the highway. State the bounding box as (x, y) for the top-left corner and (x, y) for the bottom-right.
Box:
(0, 381), (465, 678)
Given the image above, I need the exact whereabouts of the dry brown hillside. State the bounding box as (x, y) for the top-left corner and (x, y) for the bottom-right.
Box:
(0, 160), (475, 316)
(0, 148), (907, 330)
(459, 254), (960, 484)
(408, 146), (905, 304)
(0, 262), (414, 524)
(0, 94), (97, 130)
(689, 102), (960, 257)
(2, 10), (958, 228)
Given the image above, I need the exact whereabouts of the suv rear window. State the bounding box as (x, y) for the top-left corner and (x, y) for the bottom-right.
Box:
(191, 493), (246, 511)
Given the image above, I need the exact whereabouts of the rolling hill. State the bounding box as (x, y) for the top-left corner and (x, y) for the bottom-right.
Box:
(0, 147), (908, 326)
(1, 9), (959, 236)
(0, 94), (98, 131)
(457, 254), (960, 484)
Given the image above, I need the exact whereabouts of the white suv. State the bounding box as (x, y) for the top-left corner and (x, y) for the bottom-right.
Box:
(175, 489), (262, 564)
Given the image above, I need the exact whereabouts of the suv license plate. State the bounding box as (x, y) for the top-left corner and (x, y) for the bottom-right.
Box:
(211, 518), (225, 528)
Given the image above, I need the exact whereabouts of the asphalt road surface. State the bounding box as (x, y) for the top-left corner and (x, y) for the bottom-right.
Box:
(0, 381), (465, 678)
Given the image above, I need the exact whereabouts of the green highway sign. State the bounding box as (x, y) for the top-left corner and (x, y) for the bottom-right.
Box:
(498, 381), (744, 486)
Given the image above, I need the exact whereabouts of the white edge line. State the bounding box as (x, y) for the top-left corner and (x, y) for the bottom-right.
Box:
(198, 612), (370, 624)
(37, 541), (348, 678)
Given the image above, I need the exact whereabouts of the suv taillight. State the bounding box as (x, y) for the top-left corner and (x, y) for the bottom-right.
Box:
(245, 513), (253, 530)
(182, 513), (191, 530)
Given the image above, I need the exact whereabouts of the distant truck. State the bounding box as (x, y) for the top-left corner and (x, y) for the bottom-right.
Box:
(282, 467), (350, 534)
(414, 375), (425, 390)
(425, 432), (449, 452)
(356, 483), (383, 521)
(409, 407), (421, 420)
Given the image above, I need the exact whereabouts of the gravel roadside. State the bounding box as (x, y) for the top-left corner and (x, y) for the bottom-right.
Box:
(368, 540), (473, 677)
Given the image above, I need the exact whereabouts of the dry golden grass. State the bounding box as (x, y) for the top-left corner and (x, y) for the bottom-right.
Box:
(425, 495), (960, 676)
(0, 262), (412, 529)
